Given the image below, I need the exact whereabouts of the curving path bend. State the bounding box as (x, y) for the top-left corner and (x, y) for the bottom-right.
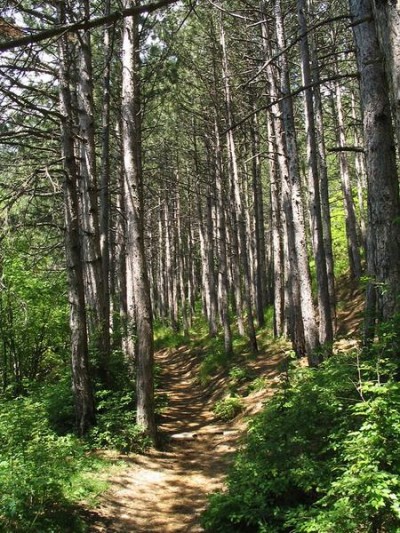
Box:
(89, 344), (281, 532)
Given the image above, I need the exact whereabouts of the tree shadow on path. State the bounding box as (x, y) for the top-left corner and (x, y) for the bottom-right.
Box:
(89, 343), (282, 532)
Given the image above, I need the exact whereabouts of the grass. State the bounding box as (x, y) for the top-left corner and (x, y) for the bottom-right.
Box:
(65, 454), (122, 507)
(213, 396), (244, 421)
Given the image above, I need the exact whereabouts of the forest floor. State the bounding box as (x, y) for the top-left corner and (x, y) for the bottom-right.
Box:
(87, 340), (285, 532)
(88, 282), (363, 532)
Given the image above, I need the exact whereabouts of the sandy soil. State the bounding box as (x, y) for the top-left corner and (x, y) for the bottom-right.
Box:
(88, 344), (282, 533)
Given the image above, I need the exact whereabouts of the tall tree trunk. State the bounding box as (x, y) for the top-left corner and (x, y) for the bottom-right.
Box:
(275, 0), (320, 364)
(332, 76), (362, 280)
(176, 185), (190, 337)
(309, 8), (336, 329)
(58, 1), (95, 435)
(121, 0), (156, 441)
(206, 180), (219, 337)
(220, 22), (258, 353)
(350, 0), (400, 337)
(371, 0), (400, 147)
(115, 153), (130, 356)
(214, 117), (233, 355)
(157, 197), (167, 320)
(297, 0), (333, 348)
(261, 2), (287, 338)
(250, 104), (267, 327)
(99, 0), (113, 375)
(164, 183), (179, 332)
(267, 114), (285, 337)
(76, 0), (110, 384)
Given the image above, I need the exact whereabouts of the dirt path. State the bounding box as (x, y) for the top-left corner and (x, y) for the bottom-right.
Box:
(89, 345), (281, 532)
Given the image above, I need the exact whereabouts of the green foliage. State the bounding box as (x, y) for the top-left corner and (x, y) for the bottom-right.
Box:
(202, 326), (400, 533)
(0, 235), (69, 394)
(227, 365), (253, 396)
(0, 398), (82, 532)
(37, 375), (76, 434)
(297, 382), (400, 533)
(65, 455), (113, 509)
(213, 396), (244, 422)
(154, 322), (188, 350)
(88, 389), (152, 453)
(198, 348), (229, 385)
(229, 366), (251, 384)
(247, 376), (268, 393)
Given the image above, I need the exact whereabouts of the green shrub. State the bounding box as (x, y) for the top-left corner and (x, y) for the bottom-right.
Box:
(247, 376), (268, 393)
(198, 349), (229, 385)
(213, 396), (243, 421)
(88, 389), (151, 453)
(39, 375), (76, 434)
(229, 366), (251, 384)
(296, 381), (400, 532)
(0, 398), (81, 532)
(202, 335), (400, 532)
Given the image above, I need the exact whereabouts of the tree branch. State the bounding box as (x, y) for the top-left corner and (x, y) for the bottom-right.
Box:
(223, 72), (359, 135)
(328, 146), (364, 153)
(0, 0), (179, 52)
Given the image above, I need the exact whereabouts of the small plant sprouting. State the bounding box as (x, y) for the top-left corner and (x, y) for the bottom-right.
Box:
(213, 396), (244, 421)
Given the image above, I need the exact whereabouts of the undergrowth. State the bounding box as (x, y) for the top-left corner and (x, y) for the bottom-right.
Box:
(213, 395), (244, 421)
(0, 348), (151, 531)
(0, 396), (116, 532)
(202, 320), (400, 532)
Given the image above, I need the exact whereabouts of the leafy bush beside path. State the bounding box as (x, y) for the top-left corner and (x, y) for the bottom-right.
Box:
(202, 330), (400, 532)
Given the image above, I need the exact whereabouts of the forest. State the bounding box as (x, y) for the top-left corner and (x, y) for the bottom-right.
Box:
(0, 0), (400, 531)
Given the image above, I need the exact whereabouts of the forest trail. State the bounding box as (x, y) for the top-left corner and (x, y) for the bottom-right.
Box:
(89, 343), (283, 532)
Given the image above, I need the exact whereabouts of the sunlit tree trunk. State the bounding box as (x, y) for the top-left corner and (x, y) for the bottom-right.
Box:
(203, 156), (219, 337)
(267, 114), (285, 337)
(297, 0), (333, 348)
(99, 0), (113, 371)
(275, 0), (320, 363)
(115, 154), (130, 356)
(309, 8), (336, 329)
(163, 182), (179, 332)
(350, 0), (400, 337)
(221, 22), (258, 353)
(74, 0), (110, 385)
(261, 2), (288, 338)
(332, 76), (362, 280)
(157, 196), (167, 320)
(121, 0), (156, 441)
(176, 185), (190, 336)
(214, 117), (233, 355)
(250, 103), (267, 327)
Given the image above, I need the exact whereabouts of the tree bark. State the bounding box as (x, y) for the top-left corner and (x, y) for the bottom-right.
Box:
(350, 0), (400, 335)
(121, 0), (156, 441)
(214, 117), (233, 355)
(332, 76), (362, 280)
(261, 2), (288, 338)
(57, 1), (95, 435)
(371, 0), (400, 147)
(220, 21), (258, 354)
(250, 104), (267, 327)
(176, 185), (190, 337)
(309, 7), (336, 330)
(99, 0), (113, 375)
(297, 0), (333, 348)
(69, 0), (111, 386)
(275, 0), (320, 363)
